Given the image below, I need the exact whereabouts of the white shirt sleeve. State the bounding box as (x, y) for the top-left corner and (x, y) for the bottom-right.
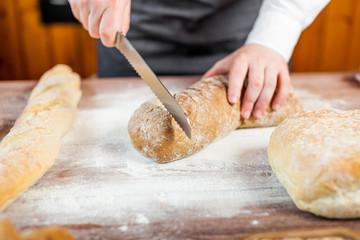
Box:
(245, 0), (330, 62)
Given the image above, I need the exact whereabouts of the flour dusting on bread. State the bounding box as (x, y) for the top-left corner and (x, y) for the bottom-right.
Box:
(268, 109), (360, 218)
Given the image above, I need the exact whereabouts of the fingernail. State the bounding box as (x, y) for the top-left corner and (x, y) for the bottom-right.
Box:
(273, 104), (280, 111)
(254, 110), (262, 118)
(230, 96), (238, 104)
(243, 111), (250, 119)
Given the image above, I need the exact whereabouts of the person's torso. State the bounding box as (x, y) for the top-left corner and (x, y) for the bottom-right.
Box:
(97, 0), (263, 76)
(128, 0), (263, 44)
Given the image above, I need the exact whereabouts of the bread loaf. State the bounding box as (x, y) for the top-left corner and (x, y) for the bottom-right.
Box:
(128, 75), (302, 163)
(0, 219), (75, 240)
(0, 65), (81, 212)
(268, 109), (360, 218)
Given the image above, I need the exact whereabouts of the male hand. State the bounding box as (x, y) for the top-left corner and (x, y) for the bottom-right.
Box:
(203, 44), (290, 119)
(69, 0), (131, 47)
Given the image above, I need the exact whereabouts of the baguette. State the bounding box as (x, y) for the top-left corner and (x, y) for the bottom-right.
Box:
(128, 75), (302, 163)
(0, 65), (81, 212)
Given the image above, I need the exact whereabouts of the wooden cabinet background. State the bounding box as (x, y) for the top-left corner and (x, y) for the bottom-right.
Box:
(0, 0), (97, 80)
(292, 0), (360, 72)
(1, 0), (360, 80)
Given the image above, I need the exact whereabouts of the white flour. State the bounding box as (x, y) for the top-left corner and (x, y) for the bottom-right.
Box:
(0, 83), (351, 234)
(295, 89), (350, 110)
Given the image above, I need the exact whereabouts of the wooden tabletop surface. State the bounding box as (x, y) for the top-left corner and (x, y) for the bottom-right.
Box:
(0, 72), (360, 240)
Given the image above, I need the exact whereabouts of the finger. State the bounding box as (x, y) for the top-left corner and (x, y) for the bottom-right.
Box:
(202, 58), (232, 80)
(252, 66), (277, 118)
(241, 61), (264, 119)
(121, 0), (131, 35)
(79, 2), (90, 30)
(272, 68), (291, 110)
(99, 6), (122, 47)
(88, 0), (107, 39)
(227, 55), (248, 104)
(88, 7), (105, 39)
(68, 0), (80, 21)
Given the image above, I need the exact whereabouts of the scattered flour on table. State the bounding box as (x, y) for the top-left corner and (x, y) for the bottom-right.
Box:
(251, 220), (259, 225)
(295, 89), (350, 110)
(135, 213), (150, 224)
(1, 86), (351, 229)
(119, 225), (128, 232)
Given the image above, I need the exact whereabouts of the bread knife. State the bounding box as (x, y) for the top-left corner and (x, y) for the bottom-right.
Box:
(115, 30), (191, 139)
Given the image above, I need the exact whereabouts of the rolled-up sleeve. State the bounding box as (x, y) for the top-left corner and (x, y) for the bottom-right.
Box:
(245, 0), (330, 61)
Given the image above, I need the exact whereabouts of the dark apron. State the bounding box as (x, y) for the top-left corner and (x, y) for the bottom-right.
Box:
(98, 0), (263, 77)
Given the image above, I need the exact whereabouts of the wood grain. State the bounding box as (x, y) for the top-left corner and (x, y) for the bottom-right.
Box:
(348, 1), (360, 71)
(1, 0), (360, 80)
(0, 73), (359, 240)
(292, 0), (360, 72)
(0, 0), (24, 79)
(0, 0), (97, 80)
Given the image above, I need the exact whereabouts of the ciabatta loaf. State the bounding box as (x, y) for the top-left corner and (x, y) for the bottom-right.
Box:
(0, 65), (81, 212)
(128, 75), (302, 163)
(268, 109), (360, 218)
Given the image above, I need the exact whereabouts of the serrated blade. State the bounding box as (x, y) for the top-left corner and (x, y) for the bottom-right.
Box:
(115, 31), (191, 139)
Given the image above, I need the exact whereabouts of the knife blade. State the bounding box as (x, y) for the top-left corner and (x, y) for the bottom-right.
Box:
(115, 30), (191, 139)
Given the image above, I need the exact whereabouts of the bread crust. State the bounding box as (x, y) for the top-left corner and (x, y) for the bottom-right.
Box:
(268, 109), (360, 218)
(0, 219), (74, 240)
(0, 65), (81, 212)
(128, 75), (302, 163)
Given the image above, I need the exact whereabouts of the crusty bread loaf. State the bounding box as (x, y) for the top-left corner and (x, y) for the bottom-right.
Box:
(0, 219), (75, 240)
(0, 219), (19, 240)
(128, 75), (302, 163)
(268, 109), (360, 218)
(0, 65), (81, 212)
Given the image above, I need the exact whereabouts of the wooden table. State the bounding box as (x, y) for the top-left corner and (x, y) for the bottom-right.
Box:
(0, 72), (360, 239)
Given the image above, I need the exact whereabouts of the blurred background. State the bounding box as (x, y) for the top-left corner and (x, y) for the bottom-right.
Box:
(0, 0), (359, 80)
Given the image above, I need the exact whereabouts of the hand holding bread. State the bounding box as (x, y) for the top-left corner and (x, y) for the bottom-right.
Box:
(128, 75), (302, 163)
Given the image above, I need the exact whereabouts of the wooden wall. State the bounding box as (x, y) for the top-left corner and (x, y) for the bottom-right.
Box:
(292, 0), (360, 72)
(0, 0), (97, 80)
(0, 0), (359, 80)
